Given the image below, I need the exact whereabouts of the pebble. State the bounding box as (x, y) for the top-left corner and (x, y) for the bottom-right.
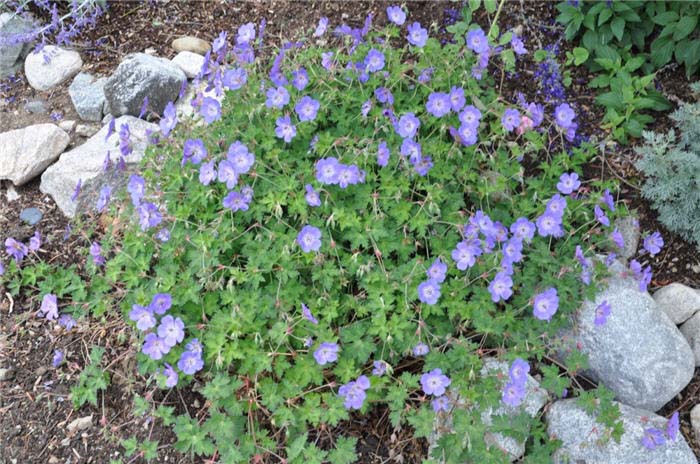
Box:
(67, 415), (93, 433)
(24, 99), (47, 114)
(171, 36), (210, 55)
(5, 182), (20, 202)
(75, 124), (99, 137)
(0, 367), (14, 381)
(19, 207), (43, 225)
(691, 404), (700, 444)
(58, 119), (77, 132)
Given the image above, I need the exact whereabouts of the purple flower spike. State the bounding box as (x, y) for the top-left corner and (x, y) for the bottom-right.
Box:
(297, 225), (322, 253)
(532, 287), (559, 321)
(421, 368), (451, 396)
(313, 342), (339, 366)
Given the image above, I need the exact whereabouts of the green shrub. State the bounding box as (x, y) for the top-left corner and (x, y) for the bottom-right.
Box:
(635, 82), (700, 249)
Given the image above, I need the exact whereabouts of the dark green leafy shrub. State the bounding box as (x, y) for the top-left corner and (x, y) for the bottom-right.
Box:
(635, 82), (700, 248)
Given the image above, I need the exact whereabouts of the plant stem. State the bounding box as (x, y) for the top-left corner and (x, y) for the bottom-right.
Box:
(488, 0), (506, 38)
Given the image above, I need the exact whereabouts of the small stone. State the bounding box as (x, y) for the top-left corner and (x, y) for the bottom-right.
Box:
(24, 99), (47, 114)
(58, 120), (77, 132)
(143, 47), (157, 55)
(171, 36), (211, 55)
(171, 51), (205, 79)
(48, 456), (59, 464)
(75, 124), (99, 138)
(5, 182), (20, 202)
(68, 72), (107, 122)
(19, 207), (43, 225)
(0, 367), (14, 381)
(24, 46), (83, 91)
(654, 283), (700, 324)
(691, 404), (700, 444)
(67, 415), (93, 433)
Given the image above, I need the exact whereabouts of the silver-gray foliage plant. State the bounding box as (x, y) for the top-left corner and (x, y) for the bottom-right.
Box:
(635, 82), (700, 249)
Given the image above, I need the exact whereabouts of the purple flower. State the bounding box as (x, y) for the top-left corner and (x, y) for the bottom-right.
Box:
(297, 225), (322, 253)
(554, 103), (576, 129)
(421, 368), (451, 396)
(96, 185), (112, 213)
(503, 237), (523, 264)
(511, 35), (527, 55)
(502, 108), (521, 132)
(377, 141), (390, 167)
(52, 350), (64, 368)
(321, 51), (334, 70)
(158, 315), (185, 348)
(90, 242), (105, 266)
(533, 287), (559, 321)
(594, 205), (610, 227)
(488, 272), (513, 303)
(217, 160), (239, 189)
(199, 160), (217, 185)
(291, 68), (309, 91)
(557, 172), (581, 195)
(508, 358), (530, 384)
(372, 360), (387, 376)
(643, 231), (664, 256)
(137, 202), (162, 231)
(400, 139), (421, 163)
(417, 67), (433, 84)
(228, 143), (255, 175)
(451, 239), (482, 270)
(594, 300), (611, 327)
(314, 17), (329, 37)
(417, 279), (441, 305)
(28, 232), (41, 252)
(466, 27), (489, 54)
(199, 97), (221, 124)
(546, 194), (567, 218)
(0, 261), (4, 275)
(630, 259), (653, 292)
(338, 375), (370, 410)
(71, 179), (82, 202)
(455, 124), (477, 146)
(129, 304), (156, 331)
(611, 229), (625, 250)
(266, 86), (290, 109)
(150, 293), (172, 315)
(39, 294), (59, 321)
(275, 116), (297, 143)
(316, 157), (341, 184)
(142, 333), (169, 360)
(364, 49), (385, 72)
(374, 87), (393, 105)
(413, 342), (429, 357)
(407, 22), (428, 47)
(449, 86), (465, 112)
(336, 164), (360, 188)
(667, 411), (679, 441)
(237, 22), (256, 44)
(178, 351), (204, 375)
(641, 427), (666, 450)
(396, 112), (420, 139)
(459, 105), (482, 128)
(301, 303), (318, 324)
(313, 342), (339, 366)
(426, 92), (451, 118)
(601, 189), (616, 211)
(119, 124), (132, 157)
(223, 67), (247, 90)
(159, 101), (177, 137)
(432, 395), (450, 412)
(212, 31), (228, 54)
(536, 212), (564, 238)
(127, 174), (145, 206)
(295, 96), (320, 122)
(427, 258), (447, 283)
(386, 5), (406, 25)
(58, 314), (76, 330)
(223, 191), (249, 212)
(501, 381), (526, 407)
(162, 363), (178, 388)
(182, 139), (208, 166)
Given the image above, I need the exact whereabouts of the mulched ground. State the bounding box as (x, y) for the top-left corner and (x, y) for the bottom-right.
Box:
(1, 1), (699, 463)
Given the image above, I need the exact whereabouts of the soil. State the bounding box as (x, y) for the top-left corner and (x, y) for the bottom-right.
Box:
(1, 1), (699, 463)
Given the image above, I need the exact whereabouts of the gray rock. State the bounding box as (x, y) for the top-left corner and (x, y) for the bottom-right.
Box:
(171, 36), (211, 55)
(19, 207), (42, 226)
(0, 367), (14, 381)
(24, 46), (82, 91)
(564, 261), (694, 412)
(40, 115), (157, 218)
(0, 12), (34, 78)
(66, 415), (92, 433)
(68, 72), (107, 122)
(679, 312), (700, 366)
(75, 124), (99, 138)
(0, 124), (70, 186)
(24, 99), (47, 114)
(614, 216), (640, 261)
(547, 399), (697, 464)
(654, 283), (700, 325)
(430, 359), (548, 462)
(103, 53), (186, 117)
(58, 119), (77, 133)
(691, 404), (700, 445)
(171, 51), (204, 79)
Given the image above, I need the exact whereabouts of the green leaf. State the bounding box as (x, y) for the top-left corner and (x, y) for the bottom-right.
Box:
(650, 36), (675, 67)
(484, 0), (497, 14)
(572, 47), (589, 65)
(598, 8), (613, 26)
(653, 11), (679, 26)
(610, 17), (625, 41)
(623, 56), (646, 72)
(673, 16), (698, 41)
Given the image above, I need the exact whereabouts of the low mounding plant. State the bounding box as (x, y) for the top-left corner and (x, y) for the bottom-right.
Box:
(4, 2), (652, 463)
(635, 82), (700, 249)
